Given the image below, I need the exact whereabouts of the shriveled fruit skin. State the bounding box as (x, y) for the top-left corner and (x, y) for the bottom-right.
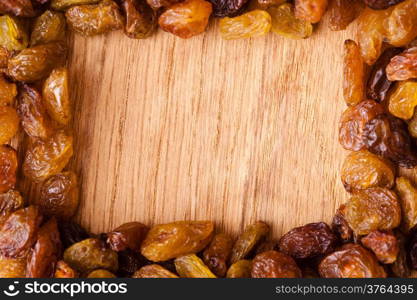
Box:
(385, 0), (417, 47)
(388, 80), (417, 120)
(107, 222), (149, 252)
(343, 40), (365, 106)
(409, 111), (417, 138)
(226, 259), (252, 278)
(203, 233), (233, 277)
(51, 0), (100, 10)
(0, 206), (42, 259)
(0, 0), (35, 17)
(256, 0), (285, 9)
(395, 177), (417, 232)
(0, 255), (27, 277)
(8, 42), (67, 82)
(87, 269), (116, 278)
(255, 241), (276, 255)
(158, 0), (212, 39)
(267, 3), (312, 40)
(331, 204), (353, 242)
(0, 106), (19, 145)
(219, 10), (271, 40)
(345, 187), (401, 235)
(18, 84), (52, 140)
(0, 47), (11, 71)
(174, 254), (216, 278)
(23, 130), (74, 182)
(390, 231), (410, 277)
(0, 190), (24, 227)
(230, 221), (269, 264)
(0, 145), (18, 194)
(294, 0), (328, 24)
(121, 0), (156, 39)
(387, 47), (417, 81)
(361, 230), (398, 264)
(364, 0), (405, 9)
(341, 150), (395, 192)
(0, 75), (17, 106)
(65, 0), (124, 37)
(251, 250), (301, 278)
(0, 15), (29, 51)
(42, 67), (71, 126)
(26, 218), (61, 278)
(54, 260), (78, 278)
(58, 221), (90, 249)
(63, 238), (118, 273)
(118, 249), (146, 276)
(38, 171), (79, 220)
(278, 222), (338, 259)
(132, 264), (179, 278)
(141, 221), (214, 262)
(209, 0), (249, 17)
(366, 47), (403, 103)
(30, 10), (66, 47)
(408, 231), (417, 269)
(363, 114), (417, 168)
(339, 100), (384, 151)
(358, 7), (392, 65)
(319, 244), (386, 278)
(328, 0), (362, 31)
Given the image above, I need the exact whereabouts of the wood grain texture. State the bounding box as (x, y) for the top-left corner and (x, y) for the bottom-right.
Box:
(54, 16), (359, 238)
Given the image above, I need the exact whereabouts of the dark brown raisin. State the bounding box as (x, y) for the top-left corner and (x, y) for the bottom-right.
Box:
(58, 221), (90, 250)
(208, 0), (249, 17)
(364, 0), (405, 10)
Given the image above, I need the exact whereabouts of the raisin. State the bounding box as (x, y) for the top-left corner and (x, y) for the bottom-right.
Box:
(0, 146), (18, 194)
(0, 15), (29, 51)
(346, 187), (401, 235)
(58, 221), (90, 249)
(8, 42), (67, 82)
(255, 240), (276, 255)
(0, 0), (35, 17)
(387, 47), (417, 81)
(37, 171), (79, 220)
(364, 0), (405, 9)
(141, 221), (214, 262)
(0, 75), (17, 106)
(219, 10), (271, 40)
(159, 0), (212, 39)
(358, 7), (393, 65)
(118, 249), (146, 276)
(409, 110), (417, 138)
(0, 106), (19, 145)
(17, 84), (52, 140)
(230, 221), (269, 264)
(51, 0), (100, 10)
(408, 230), (417, 269)
(294, 0), (328, 24)
(30, 10), (67, 47)
(0, 47), (11, 72)
(366, 47), (403, 103)
(251, 250), (301, 278)
(26, 218), (61, 278)
(331, 204), (353, 242)
(121, 0), (156, 39)
(278, 222), (338, 259)
(396, 177), (417, 232)
(339, 100), (384, 151)
(174, 254), (216, 278)
(203, 233), (233, 277)
(0, 255), (26, 278)
(256, 0), (285, 9)
(54, 260), (78, 278)
(107, 222), (149, 252)
(328, 0), (363, 31)
(132, 264), (179, 278)
(385, 0), (417, 47)
(343, 40), (365, 106)
(389, 80), (417, 119)
(319, 244), (386, 278)
(87, 269), (116, 278)
(390, 231), (410, 277)
(361, 230), (398, 264)
(341, 150), (395, 192)
(63, 238), (118, 273)
(65, 0), (124, 37)
(226, 259), (252, 278)
(0, 206), (42, 259)
(267, 3), (312, 40)
(363, 114), (417, 168)
(209, 0), (249, 17)
(0, 190), (24, 227)
(23, 130), (74, 182)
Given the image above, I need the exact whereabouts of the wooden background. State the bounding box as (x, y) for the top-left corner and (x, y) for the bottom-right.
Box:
(51, 15), (359, 239)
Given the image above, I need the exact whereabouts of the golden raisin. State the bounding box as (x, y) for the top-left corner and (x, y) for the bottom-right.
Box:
(343, 40), (365, 106)
(395, 177), (417, 232)
(294, 0), (328, 24)
(0, 106), (19, 145)
(409, 110), (417, 138)
(121, 0), (156, 39)
(0, 15), (28, 51)
(0, 74), (17, 106)
(388, 80), (417, 120)
(251, 250), (302, 278)
(0, 255), (26, 278)
(174, 254), (217, 278)
(87, 269), (116, 278)
(385, 0), (417, 47)
(0, 190), (24, 227)
(30, 10), (67, 47)
(132, 264), (179, 278)
(328, 0), (363, 31)
(219, 10), (271, 40)
(387, 47), (417, 81)
(0, 145), (17, 194)
(51, 0), (100, 10)
(226, 259), (252, 278)
(54, 260), (78, 278)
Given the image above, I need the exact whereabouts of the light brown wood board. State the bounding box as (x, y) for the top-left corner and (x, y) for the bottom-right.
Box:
(18, 15), (377, 239)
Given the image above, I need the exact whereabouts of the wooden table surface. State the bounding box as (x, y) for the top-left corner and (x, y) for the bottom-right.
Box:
(26, 15), (363, 239)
